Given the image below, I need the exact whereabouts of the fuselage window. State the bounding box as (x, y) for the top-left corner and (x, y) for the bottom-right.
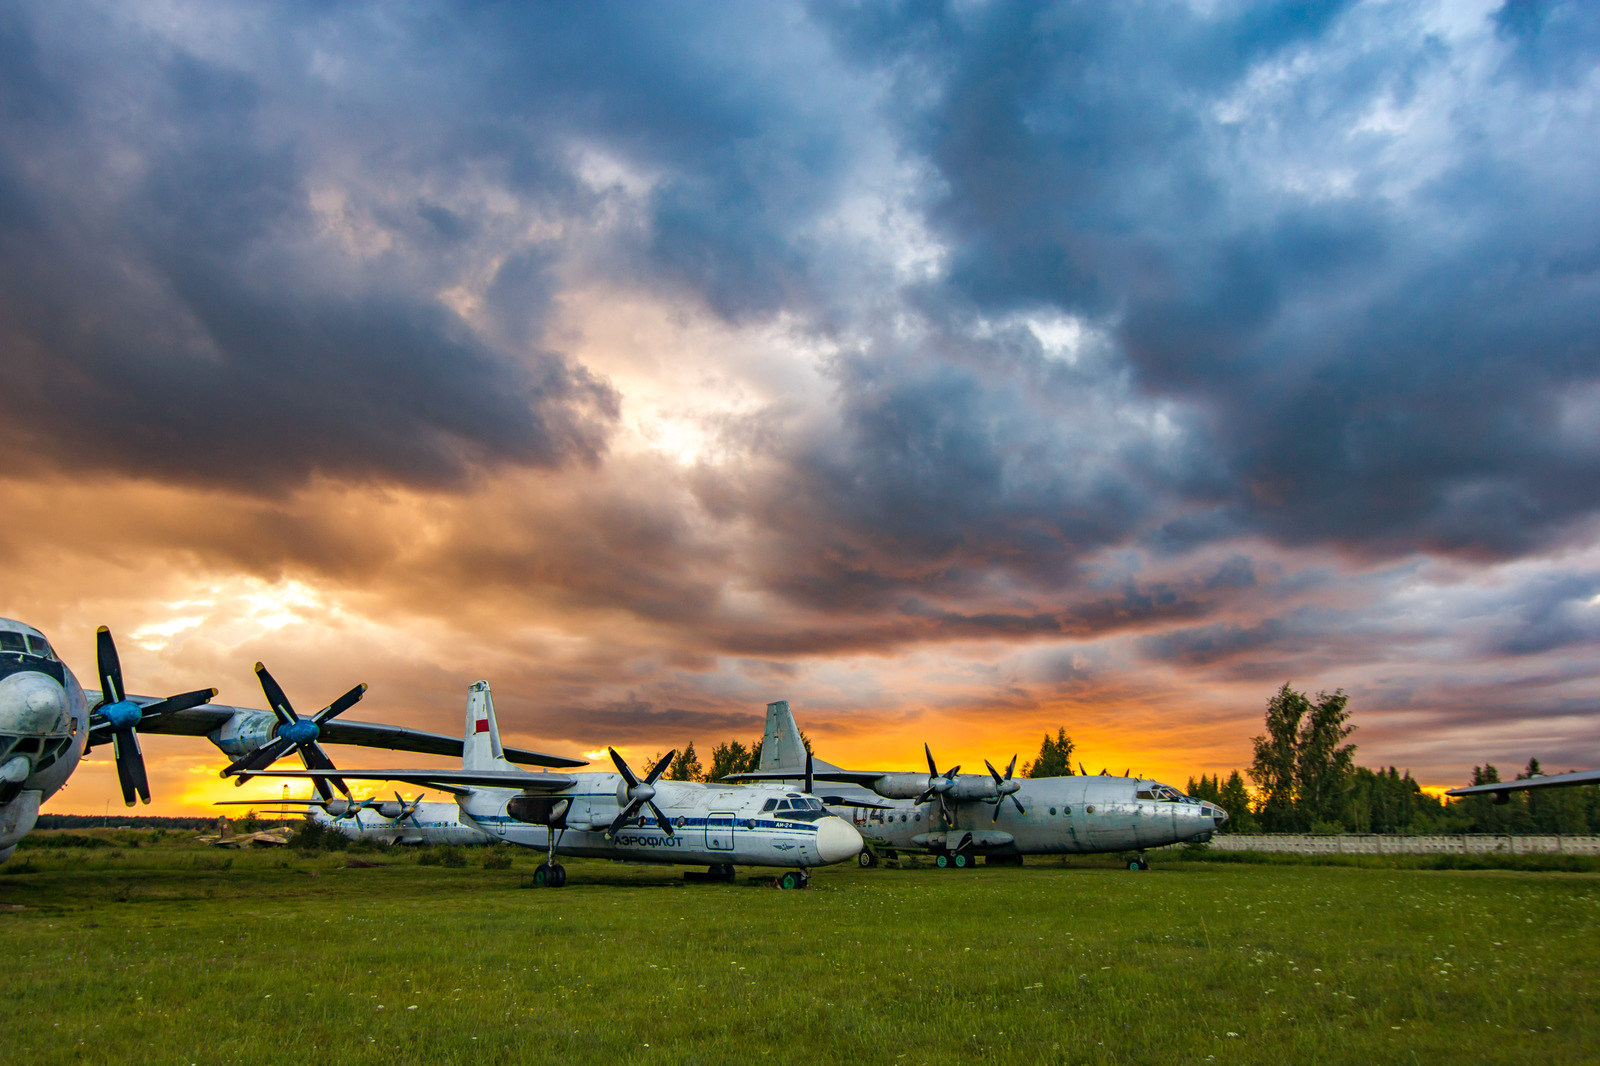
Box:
(1049, 807), (1056, 816)
(0, 632), (24, 652)
(1063, 806), (1071, 815)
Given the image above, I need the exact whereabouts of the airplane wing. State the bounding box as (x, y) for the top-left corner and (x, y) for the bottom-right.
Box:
(723, 769), (889, 785)
(87, 691), (587, 769)
(1446, 768), (1600, 797)
(237, 767), (579, 793)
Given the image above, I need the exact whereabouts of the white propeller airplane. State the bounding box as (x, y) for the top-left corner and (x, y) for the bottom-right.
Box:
(237, 680), (865, 887)
(0, 616), (582, 863)
(220, 791), (493, 847)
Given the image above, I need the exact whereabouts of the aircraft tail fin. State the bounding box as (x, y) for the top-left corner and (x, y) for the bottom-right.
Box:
(463, 681), (515, 772)
(757, 700), (845, 775)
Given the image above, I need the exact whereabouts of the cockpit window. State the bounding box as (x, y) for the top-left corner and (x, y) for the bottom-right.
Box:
(0, 632), (24, 652)
(761, 798), (777, 812)
(25, 635), (53, 659)
(1136, 789), (1155, 800)
(776, 799), (792, 811)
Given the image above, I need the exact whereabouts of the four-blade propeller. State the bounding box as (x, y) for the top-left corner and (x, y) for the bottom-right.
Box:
(605, 747), (676, 839)
(86, 626), (218, 807)
(984, 755), (1026, 822)
(219, 662), (366, 800)
(915, 743), (961, 806)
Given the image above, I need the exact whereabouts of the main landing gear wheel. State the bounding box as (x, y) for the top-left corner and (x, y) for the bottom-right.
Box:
(935, 853), (949, 869)
(778, 870), (808, 890)
(1127, 855), (1150, 872)
(952, 851), (970, 869)
(858, 850), (878, 868)
(534, 862), (568, 887)
(712, 863), (736, 883)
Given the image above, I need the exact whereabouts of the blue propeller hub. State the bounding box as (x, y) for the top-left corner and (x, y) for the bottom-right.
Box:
(278, 719), (320, 745)
(101, 700), (143, 730)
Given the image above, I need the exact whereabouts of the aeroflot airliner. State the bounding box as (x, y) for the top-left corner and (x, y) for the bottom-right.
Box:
(241, 681), (864, 888)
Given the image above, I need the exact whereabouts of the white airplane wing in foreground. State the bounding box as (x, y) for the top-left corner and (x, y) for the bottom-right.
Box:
(1446, 768), (1600, 800)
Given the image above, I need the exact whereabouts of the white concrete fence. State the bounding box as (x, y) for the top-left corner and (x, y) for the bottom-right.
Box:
(1207, 833), (1600, 856)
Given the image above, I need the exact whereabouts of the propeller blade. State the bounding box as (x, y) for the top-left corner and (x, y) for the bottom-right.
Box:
(254, 663), (300, 727)
(222, 735), (294, 778)
(991, 795), (1003, 823)
(924, 743), (938, 777)
(608, 748), (640, 789)
(311, 683), (368, 724)
(136, 687), (218, 719)
(1005, 754), (1017, 779)
(804, 750), (814, 796)
(111, 726), (148, 806)
(606, 799), (644, 839)
(916, 788), (936, 805)
(985, 759), (1004, 785)
(298, 741), (350, 799)
(946, 765), (961, 779)
(95, 626), (125, 707)
(647, 801), (674, 836)
(1079, 762), (1087, 776)
(644, 749), (676, 786)
(1010, 794), (1026, 815)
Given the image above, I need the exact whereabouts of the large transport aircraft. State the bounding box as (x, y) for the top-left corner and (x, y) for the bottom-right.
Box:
(729, 701), (1229, 871)
(0, 616), (582, 863)
(238, 681), (865, 888)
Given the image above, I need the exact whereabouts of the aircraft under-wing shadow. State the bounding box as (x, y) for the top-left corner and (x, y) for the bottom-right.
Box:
(727, 700), (1228, 870)
(0, 615), (583, 863)
(235, 680), (864, 888)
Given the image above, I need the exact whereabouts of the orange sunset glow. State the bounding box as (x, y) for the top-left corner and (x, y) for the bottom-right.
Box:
(5, 2), (1600, 819)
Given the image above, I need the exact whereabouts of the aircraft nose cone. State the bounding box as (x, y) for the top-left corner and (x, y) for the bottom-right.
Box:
(814, 816), (863, 865)
(0, 671), (70, 736)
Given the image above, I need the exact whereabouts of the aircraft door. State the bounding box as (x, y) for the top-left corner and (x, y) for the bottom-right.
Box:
(706, 810), (736, 851)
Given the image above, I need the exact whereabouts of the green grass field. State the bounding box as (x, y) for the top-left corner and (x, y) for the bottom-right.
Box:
(2, 835), (1596, 1064)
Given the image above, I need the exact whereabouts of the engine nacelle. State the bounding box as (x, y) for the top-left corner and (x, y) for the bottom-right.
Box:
(946, 777), (1000, 802)
(208, 711), (276, 758)
(870, 774), (930, 800)
(507, 795), (572, 827)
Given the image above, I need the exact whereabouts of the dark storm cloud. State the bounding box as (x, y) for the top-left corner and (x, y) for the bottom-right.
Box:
(808, 0), (1600, 564)
(0, 2), (853, 492)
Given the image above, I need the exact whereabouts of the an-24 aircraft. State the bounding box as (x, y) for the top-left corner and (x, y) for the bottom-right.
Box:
(730, 701), (1228, 870)
(238, 680), (864, 887)
(0, 616), (582, 863)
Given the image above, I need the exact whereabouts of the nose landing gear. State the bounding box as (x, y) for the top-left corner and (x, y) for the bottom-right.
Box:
(1126, 852), (1150, 871)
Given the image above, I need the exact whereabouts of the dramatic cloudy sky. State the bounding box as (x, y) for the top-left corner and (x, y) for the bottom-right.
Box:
(4, 0), (1599, 814)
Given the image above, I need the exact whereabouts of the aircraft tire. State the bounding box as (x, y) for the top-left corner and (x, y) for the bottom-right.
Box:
(779, 871), (802, 890)
(953, 851), (969, 869)
(533, 863), (552, 887)
(858, 850), (877, 868)
(935, 853), (949, 869)
(552, 864), (568, 887)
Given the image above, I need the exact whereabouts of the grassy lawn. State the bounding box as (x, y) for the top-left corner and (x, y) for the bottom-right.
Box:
(2, 835), (1596, 1065)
